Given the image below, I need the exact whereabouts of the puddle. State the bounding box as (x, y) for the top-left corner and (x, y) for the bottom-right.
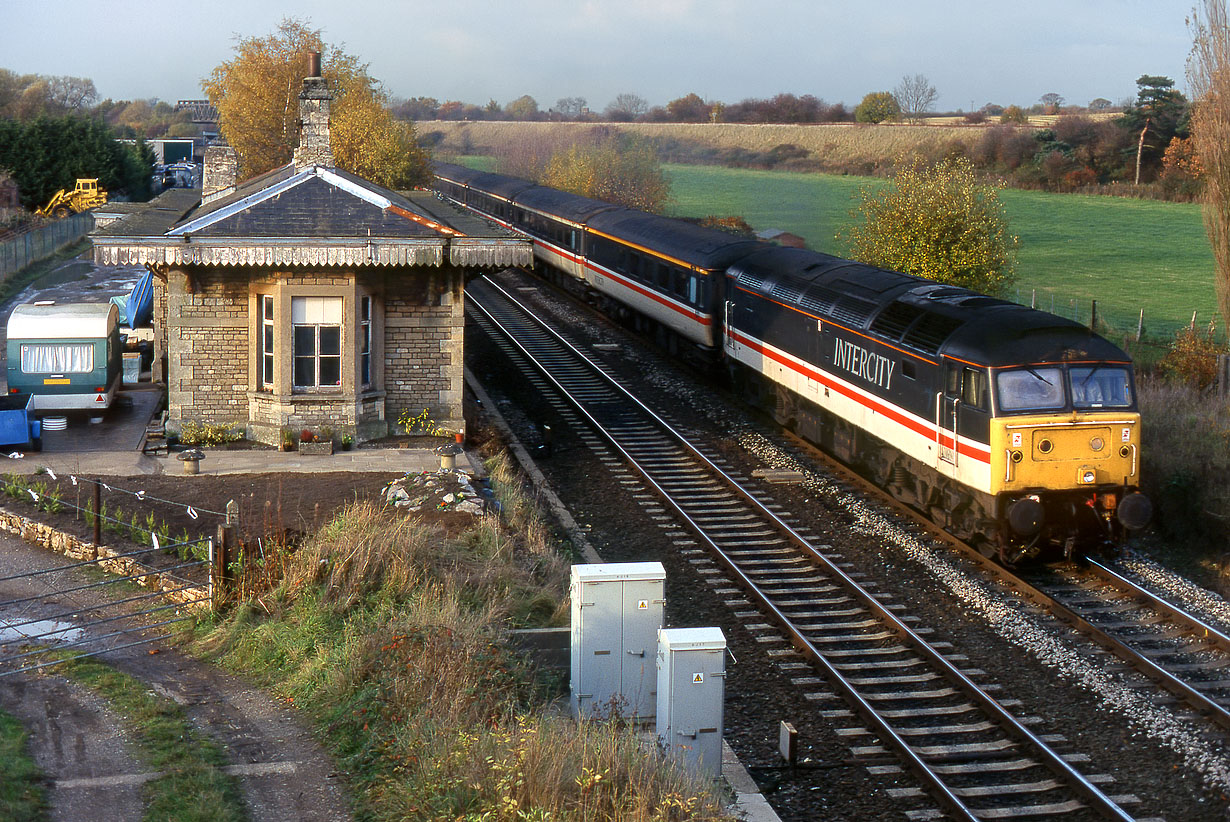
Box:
(0, 617), (83, 646)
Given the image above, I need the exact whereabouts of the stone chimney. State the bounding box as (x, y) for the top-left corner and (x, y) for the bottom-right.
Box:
(201, 141), (237, 204)
(293, 51), (334, 170)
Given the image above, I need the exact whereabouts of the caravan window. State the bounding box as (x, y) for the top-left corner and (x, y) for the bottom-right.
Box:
(21, 343), (93, 374)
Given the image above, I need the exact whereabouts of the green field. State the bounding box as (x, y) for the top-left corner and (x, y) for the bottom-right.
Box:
(664, 164), (1218, 338)
(449, 156), (1220, 338)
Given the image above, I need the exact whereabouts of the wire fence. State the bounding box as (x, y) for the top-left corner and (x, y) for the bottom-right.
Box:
(1008, 285), (1222, 344)
(0, 212), (93, 279)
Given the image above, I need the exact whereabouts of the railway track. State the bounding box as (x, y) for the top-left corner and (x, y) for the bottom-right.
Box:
(1011, 557), (1230, 732)
(467, 276), (1144, 821)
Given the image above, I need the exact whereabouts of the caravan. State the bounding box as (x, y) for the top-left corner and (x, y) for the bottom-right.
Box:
(6, 302), (122, 411)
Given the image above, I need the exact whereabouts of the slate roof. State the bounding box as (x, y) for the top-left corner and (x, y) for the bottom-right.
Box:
(92, 163), (531, 270)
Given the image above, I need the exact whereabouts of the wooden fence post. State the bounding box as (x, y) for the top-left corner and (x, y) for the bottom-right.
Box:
(93, 482), (101, 548)
(212, 500), (239, 608)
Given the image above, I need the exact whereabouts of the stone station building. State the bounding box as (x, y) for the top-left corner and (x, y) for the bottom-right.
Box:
(91, 62), (530, 445)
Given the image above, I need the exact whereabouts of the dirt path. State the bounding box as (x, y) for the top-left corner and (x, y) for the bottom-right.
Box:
(0, 529), (352, 821)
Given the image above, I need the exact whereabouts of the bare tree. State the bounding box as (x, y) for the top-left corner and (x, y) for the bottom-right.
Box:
(1189, 0), (1230, 329)
(893, 74), (938, 122)
(604, 92), (648, 122)
(46, 76), (97, 111)
(554, 96), (587, 118)
(1039, 92), (1065, 112)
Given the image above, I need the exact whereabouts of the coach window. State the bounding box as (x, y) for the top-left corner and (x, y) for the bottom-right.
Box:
(673, 269), (689, 299)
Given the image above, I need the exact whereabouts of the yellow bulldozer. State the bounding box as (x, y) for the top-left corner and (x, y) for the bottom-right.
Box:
(35, 178), (108, 218)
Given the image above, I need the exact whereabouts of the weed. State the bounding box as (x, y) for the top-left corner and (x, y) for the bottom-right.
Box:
(397, 407), (448, 437)
(178, 421), (243, 447)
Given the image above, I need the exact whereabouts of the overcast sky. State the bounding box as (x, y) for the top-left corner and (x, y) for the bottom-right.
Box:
(0, 0), (1195, 112)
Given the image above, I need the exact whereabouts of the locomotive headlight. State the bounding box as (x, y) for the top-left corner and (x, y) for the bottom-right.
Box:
(1037, 438), (1054, 454)
(1089, 436), (1105, 452)
(1010, 450), (1023, 463)
(1078, 468), (1097, 484)
(1119, 445), (1132, 458)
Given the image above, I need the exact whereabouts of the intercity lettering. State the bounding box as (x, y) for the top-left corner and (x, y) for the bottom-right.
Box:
(832, 337), (895, 391)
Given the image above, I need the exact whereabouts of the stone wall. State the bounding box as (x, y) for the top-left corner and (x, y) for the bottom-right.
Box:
(165, 267), (249, 429)
(383, 267), (465, 434)
(0, 506), (209, 608)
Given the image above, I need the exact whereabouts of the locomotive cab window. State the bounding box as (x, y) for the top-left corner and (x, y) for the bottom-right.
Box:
(1070, 366), (1133, 409)
(946, 366), (988, 411)
(996, 367), (1065, 412)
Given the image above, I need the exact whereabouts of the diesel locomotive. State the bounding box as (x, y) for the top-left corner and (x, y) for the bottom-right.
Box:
(433, 162), (1151, 561)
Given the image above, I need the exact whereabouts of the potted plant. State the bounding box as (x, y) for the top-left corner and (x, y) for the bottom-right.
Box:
(341, 434), (354, 451)
(279, 428), (295, 452)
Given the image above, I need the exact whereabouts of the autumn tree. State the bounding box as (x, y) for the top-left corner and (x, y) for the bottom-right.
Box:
(999, 105), (1028, 124)
(841, 156), (1018, 295)
(893, 74), (938, 121)
(666, 93), (712, 122)
(391, 96), (439, 120)
(854, 92), (900, 123)
(203, 18), (430, 187)
(543, 132), (669, 213)
(504, 95), (540, 120)
(1189, 0), (1230, 328)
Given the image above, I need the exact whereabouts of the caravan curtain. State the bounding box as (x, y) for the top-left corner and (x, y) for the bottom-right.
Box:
(20, 343), (93, 374)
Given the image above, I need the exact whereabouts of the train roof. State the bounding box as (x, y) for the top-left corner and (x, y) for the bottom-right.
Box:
(469, 171), (537, 201)
(587, 209), (759, 271)
(513, 186), (622, 223)
(432, 161), (487, 185)
(728, 246), (1130, 367)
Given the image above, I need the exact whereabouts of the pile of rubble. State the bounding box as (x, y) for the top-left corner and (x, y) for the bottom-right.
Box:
(383, 469), (491, 515)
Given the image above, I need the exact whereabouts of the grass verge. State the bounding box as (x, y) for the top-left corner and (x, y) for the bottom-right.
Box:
(1136, 377), (1230, 589)
(0, 711), (45, 821)
(56, 654), (247, 822)
(194, 452), (731, 821)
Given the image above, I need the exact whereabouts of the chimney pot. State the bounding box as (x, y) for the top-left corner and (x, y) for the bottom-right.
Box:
(308, 51), (321, 78)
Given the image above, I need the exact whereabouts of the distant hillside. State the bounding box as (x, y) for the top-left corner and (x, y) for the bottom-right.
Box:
(420, 120), (983, 176)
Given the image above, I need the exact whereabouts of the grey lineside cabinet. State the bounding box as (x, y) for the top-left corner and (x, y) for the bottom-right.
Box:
(569, 562), (666, 721)
(657, 626), (727, 779)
